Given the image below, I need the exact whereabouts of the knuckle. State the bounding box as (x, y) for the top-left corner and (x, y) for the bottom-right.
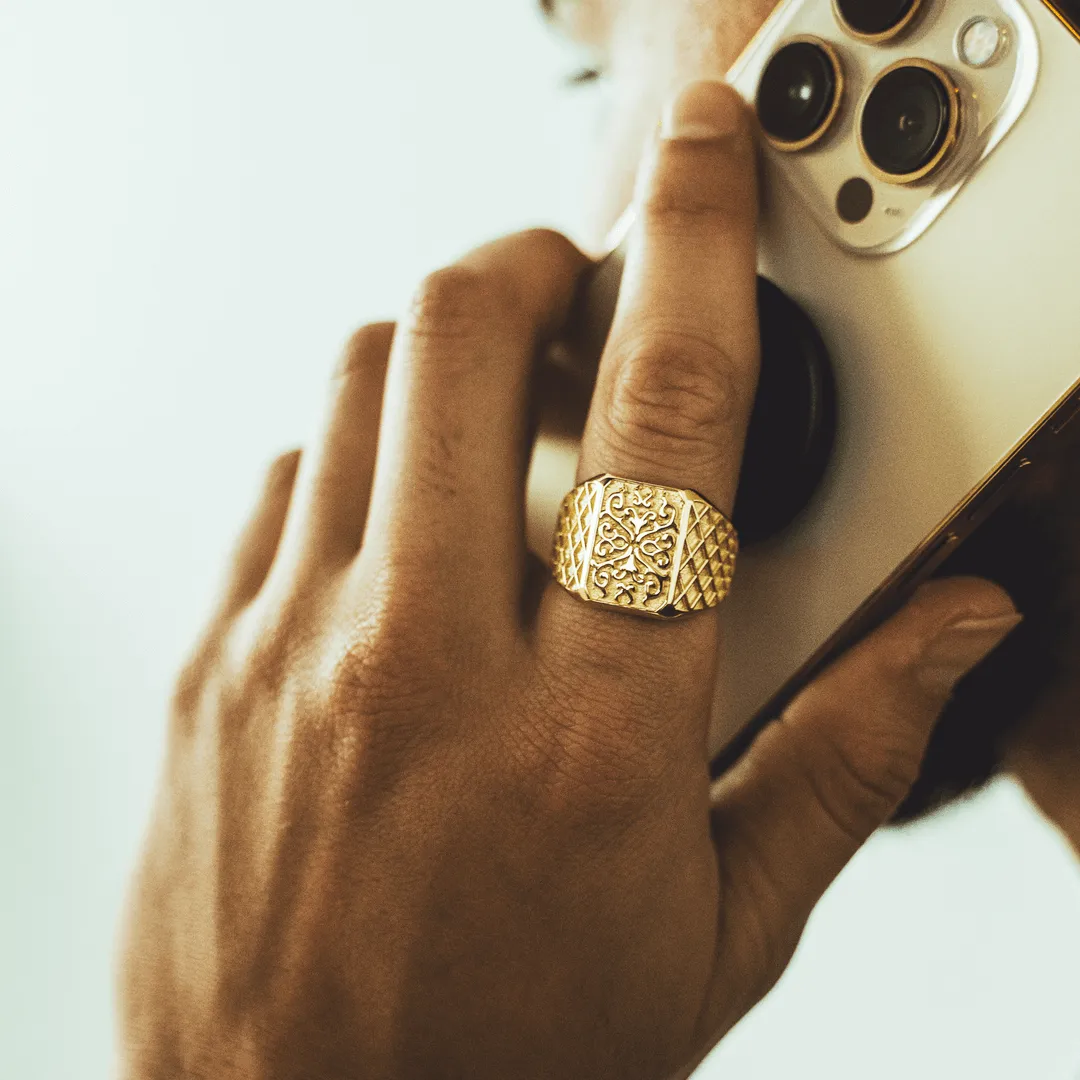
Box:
(169, 644), (215, 729)
(511, 652), (672, 828)
(547, 614), (671, 694)
(323, 654), (427, 773)
(642, 164), (750, 238)
(516, 225), (573, 251)
(322, 586), (459, 736)
(643, 129), (755, 241)
(169, 627), (242, 740)
(327, 630), (440, 728)
(317, 615), (483, 795)
(515, 723), (661, 836)
(513, 226), (583, 273)
(400, 416), (469, 505)
(406, 264), (517, 342)
(234, 609), (299, 703)
(607, 331), (747, 462)
(642, 191), (740, 240)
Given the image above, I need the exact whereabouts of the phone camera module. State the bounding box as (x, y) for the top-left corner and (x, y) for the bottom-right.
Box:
(757, 38), (844, 152)
(859, 60), (959, 184)
(834, 0), (923, 43)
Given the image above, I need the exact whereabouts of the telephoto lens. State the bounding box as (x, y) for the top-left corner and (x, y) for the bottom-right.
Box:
(860, 61), (959, 183)
(835, 0), (922, 42)
(756, 38), (843, 151)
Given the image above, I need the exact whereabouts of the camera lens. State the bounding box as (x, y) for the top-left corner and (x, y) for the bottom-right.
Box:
(756, 39), (843, 151)
(859, 61), (959, 183)
(835, 0), (922, 42)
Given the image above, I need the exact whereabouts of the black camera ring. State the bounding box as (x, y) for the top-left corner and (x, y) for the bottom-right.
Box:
(757, 36), (845, 153)
(857, 58), (961, 185)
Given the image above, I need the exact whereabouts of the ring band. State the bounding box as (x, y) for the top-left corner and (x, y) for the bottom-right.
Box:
(552, 474), (738, 619)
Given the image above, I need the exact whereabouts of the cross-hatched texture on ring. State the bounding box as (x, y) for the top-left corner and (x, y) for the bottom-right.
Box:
(671, 500), (738, 613)
(551, 474), (738, 619)
(552, 480), (601, 593)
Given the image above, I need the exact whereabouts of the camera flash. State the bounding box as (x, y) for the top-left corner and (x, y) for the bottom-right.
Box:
(957, 17), (1006, 68)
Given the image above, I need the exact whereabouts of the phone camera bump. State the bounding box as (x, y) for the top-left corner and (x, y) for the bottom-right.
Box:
(756, 38), (844, 152)
(859, 60), (959, 184)
(834, 0), (923, 43)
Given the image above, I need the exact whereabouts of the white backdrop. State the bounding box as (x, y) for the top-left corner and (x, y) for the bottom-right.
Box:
(2, 3), (1079, 1078)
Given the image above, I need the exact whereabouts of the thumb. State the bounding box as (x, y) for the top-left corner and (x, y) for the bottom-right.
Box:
(708, 576), (1021, 1010)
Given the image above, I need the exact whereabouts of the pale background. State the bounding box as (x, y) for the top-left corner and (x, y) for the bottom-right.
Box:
(2, 2), (1079, 1078)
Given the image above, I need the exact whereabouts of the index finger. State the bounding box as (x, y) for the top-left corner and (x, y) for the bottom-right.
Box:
(537, 82), (759, 735)
(581, 79), (759, 511)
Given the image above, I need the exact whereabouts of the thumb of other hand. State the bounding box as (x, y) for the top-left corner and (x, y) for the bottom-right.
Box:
(706, 576), (1021, 1026)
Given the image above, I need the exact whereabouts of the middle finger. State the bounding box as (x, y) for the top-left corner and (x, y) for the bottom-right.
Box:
(361, 229), (589, 619)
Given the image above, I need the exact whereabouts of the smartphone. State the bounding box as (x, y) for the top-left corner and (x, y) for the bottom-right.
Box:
(527, 0), (1080, 767)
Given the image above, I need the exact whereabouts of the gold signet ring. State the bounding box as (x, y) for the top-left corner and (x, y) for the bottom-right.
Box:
(551, 474), (738, 619)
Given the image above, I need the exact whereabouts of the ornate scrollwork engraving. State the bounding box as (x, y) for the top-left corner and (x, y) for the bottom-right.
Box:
(589, 482), (679, 607)
(552, 474), (738, 619)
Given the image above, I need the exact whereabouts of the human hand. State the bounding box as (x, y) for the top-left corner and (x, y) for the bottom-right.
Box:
(932, 448), (1080, 853)
(118, 82), (1020, 1080)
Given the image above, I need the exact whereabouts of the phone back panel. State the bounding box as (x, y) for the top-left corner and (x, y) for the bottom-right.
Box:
(714, 0), (1080, 747)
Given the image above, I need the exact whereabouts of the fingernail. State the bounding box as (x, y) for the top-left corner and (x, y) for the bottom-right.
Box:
(661, 80), (743, 141)
(915, 613), (1024, 696)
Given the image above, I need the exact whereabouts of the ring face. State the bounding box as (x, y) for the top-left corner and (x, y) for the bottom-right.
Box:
(552, 474), (738, 619)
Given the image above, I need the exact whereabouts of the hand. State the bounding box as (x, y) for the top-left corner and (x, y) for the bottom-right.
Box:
(118, 82), (1020, 1080)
